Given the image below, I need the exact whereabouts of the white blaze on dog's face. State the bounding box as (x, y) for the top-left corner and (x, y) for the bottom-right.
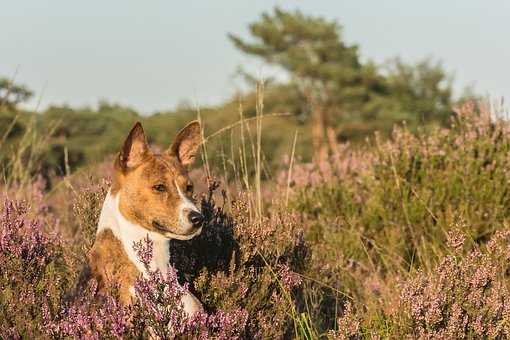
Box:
(112, 121), (204, 240)
(175, 182), (201, 235)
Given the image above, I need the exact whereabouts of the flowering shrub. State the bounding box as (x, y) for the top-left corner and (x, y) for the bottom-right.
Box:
(399, 228), (510, 338)
(4, 101), (510, 338)
(130, 236), (248, 339)
(0, 198), (71, 339)
(284, 102), (510, 335)
(46, 281), (130, 339)
(168, 188), (308, 338)
(327, 302), (360, 340)
(1, 179), (306, 338)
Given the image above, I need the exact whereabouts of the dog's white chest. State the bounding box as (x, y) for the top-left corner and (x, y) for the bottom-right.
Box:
(97, 191), (202, 315)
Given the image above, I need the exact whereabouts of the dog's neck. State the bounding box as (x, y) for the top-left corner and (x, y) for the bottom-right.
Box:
(97, 190), (171, 275)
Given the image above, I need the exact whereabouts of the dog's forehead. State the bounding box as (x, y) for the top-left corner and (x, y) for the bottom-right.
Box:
(141, 154), (187, 180)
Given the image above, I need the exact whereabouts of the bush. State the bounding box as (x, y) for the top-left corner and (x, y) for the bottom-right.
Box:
(4, 101), (510, 338)
(0, 181), (308, 338)
(399, 228), (510, 338)
(285, 102), (510, 336)
(0, 199), (72, 339)
(181, 190), (308, 338)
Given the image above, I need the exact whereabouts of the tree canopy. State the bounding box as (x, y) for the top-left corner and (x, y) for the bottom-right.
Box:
(0, 77), (33, 111)
(229, 8), (457, 158)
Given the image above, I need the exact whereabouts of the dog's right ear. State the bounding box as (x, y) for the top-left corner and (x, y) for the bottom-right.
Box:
(117, 122), (150, 171)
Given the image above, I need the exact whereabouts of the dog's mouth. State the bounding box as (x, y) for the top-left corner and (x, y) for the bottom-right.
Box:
(152, 220), (202, 241)
(152, 220), (169, 232)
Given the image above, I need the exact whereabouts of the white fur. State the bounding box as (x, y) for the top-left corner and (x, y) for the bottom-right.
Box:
(97, 190), (203, 315)
(175, 182), (200, 231)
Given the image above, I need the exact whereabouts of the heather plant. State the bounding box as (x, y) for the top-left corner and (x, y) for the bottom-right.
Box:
(286, 101), (510, 334)
(398, 227), (510, 338)
(5, 99), (510, 339)
(44, 176), (308, 338)
(0, 198), (72, 339)
(320, 226), (510, 339)
(327, 302), (360, 340)
(191, 195), (307, 338)
(42, 235), (248, 339)
(129, 237), (249, 339)
(0, 190), (290, 339)
(68, 177), (109, 269)
(46, 280), (130, 339)
(140, 184), (309, 338)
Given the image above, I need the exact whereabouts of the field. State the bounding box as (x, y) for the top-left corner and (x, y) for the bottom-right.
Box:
(2, 98), (510, 339)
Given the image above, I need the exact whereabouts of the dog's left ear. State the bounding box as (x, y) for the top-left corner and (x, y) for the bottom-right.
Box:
(168, 121), (202, 166)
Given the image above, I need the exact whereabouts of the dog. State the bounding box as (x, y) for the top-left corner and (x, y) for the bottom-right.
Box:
(87, 121), (204, 315)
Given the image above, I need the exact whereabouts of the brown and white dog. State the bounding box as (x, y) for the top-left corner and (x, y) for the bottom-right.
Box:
(87, 121), (204, 315)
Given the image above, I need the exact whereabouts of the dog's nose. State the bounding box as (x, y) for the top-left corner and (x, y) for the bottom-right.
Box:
(188, 211), (204, 228)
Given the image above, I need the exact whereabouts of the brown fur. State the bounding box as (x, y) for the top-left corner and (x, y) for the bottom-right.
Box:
(115, 153), (194, 235)
(111, 121), (201, 236)
(86, 121), (203, 305)
(88, 229), (140, 304)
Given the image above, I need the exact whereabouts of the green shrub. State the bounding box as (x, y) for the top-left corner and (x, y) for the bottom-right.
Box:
(289, 102), (510, 335)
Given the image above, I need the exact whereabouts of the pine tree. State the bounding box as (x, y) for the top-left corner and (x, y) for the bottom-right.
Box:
(229, 8), (456, 158)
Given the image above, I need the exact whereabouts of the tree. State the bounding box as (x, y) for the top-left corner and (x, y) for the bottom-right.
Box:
(229, 8), (457, 158)
(384, 58), (453, 123)
(0, 77), (33, 111)
(229, 8), (386, 161)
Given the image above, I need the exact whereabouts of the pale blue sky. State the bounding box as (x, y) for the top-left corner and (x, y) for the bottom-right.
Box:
(2, 1), (509, 113)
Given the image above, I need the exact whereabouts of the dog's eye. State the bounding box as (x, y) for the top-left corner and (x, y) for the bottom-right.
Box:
(186, 184), (194, 193)
(152, 184), (166, 193)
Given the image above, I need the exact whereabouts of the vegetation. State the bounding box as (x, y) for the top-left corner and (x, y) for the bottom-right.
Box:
(2, 7), (508, 340)
(2, 93), (510, 338)
(230, 8), (455, 161)
(1, 8), (460, 181)
(0, 76), (33, 111)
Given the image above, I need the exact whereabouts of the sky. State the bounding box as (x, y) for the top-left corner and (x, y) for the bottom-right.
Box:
(2, 1), (510, 114)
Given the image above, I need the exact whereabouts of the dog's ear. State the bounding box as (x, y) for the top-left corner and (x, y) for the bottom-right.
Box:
(118, 122), (150, 171)
(168, 121), (202, 166)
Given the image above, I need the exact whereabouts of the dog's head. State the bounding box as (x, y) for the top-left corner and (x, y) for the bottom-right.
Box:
(112, 121), (204, 240)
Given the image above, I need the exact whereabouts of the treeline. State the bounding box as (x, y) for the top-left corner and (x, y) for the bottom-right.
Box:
(0, 8), (471, 177)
